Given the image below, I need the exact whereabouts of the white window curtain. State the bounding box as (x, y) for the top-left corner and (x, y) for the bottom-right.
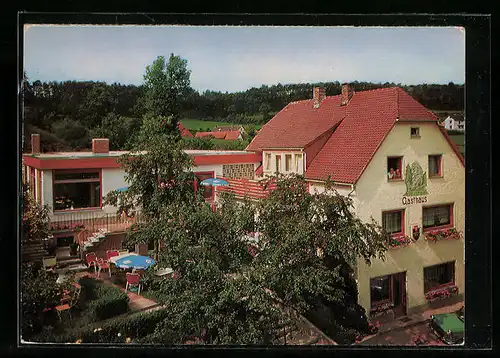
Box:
(423, 206), (450, 228)
(382, 211), (402, 234)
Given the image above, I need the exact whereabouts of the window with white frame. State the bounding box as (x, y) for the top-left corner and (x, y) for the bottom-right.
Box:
(295, 154), (303, 172)
(275, 155), (282, 173)
(285, 154), (292, 172)
(265, 153), (271, 171)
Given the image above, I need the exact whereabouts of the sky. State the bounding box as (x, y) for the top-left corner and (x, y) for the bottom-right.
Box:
(24, 25), (465, 93)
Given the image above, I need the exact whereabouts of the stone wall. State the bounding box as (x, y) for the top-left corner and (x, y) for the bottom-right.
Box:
(222, 164), (255, 179)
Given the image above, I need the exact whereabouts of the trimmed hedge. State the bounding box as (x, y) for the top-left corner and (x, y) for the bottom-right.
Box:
(31, 308), (172, 343)
(78, 277), (129, 321)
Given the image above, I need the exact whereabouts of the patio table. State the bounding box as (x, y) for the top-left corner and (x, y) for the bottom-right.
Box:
(114, 254), (156, 270)
(108, 252), (138, 265)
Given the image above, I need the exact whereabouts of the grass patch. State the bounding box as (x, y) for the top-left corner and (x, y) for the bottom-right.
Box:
(181, 118), (263, 131)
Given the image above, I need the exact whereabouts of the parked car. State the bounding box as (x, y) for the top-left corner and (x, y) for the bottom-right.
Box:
(429, 306), (464, 345)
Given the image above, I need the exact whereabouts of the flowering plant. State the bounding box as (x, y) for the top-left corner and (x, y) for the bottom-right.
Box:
(389, 235), (412, 249)
(425, 284), (459, 302)
(424, 228), (463, 242)
(370, 301), (394, 316)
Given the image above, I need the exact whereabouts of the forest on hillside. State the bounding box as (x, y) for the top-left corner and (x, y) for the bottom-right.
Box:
(22, 76), (464, 152)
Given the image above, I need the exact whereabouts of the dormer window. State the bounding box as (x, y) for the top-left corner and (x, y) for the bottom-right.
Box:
(410, 127), (420, 138)
(387, 157), (403, 181)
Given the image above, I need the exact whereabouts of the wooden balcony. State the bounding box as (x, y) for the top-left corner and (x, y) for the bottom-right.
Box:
(50, 210), (144, 236)
(216, 177), (277, 200)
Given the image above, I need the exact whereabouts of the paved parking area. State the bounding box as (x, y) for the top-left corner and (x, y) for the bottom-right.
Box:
(359, 320), (446, 346)
(358, 300), (464, 346)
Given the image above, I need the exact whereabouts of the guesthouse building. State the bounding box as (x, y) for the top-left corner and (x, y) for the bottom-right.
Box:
(239, 84), (465, 318)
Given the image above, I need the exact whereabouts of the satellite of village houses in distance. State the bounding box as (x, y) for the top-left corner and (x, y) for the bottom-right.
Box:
(20, 25), (465, 347)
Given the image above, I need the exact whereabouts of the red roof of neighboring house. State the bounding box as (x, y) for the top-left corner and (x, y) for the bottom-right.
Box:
(178, 123), (194, 137)
(224, 131), (242, 140)
(246, 96), (346, 151)
(305, 87), (439, 183)
(255, 164), (263, 176)
(195, 131), (227, 139)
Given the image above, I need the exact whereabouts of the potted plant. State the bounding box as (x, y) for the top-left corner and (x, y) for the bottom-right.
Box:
(69, 242), (79, 256)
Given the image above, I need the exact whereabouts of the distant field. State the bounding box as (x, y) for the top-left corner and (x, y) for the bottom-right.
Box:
(181, 118), (262, 131)
(448, 133), (465, 155)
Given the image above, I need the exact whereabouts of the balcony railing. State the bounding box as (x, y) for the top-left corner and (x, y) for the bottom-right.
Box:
(216, 177), (277, 200)
(50, 210), (145, 235)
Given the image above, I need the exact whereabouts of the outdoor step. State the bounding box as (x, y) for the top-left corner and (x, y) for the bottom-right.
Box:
(57, 258), (83, 267)
(56, 264), (88, 273)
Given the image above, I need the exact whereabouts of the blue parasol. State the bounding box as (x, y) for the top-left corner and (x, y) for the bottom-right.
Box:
(200, 178), (229, 187)
(114, 255), (156, 270)
(116, 187), (128, 192)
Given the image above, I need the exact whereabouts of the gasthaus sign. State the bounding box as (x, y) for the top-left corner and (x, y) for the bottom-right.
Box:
(401, 161), (428, 205)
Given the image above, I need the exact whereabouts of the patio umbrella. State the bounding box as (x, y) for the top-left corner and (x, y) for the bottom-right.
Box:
(200, 178), (229, 187)
(114, 255), (156, 270)
(116, 187), (128, 192)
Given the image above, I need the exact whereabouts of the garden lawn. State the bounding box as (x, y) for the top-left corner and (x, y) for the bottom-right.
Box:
(180, 118), (262, 131)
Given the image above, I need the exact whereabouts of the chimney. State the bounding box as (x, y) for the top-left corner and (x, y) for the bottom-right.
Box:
(313, 87), (326, 108)
(92, 138), (109, 154)
(31, 133), (40, 154)
(341, 83), (354, 106)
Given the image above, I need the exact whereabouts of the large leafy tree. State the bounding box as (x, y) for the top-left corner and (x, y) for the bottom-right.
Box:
(137, 195), (283, 344)
(139, 54), (191, 122)
(249, 175), (391, 343)
(104, 54), (194, 261)
(20, 184), (60, 339)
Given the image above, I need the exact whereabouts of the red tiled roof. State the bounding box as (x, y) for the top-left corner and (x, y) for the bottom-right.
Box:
(195, 131), (227, 139)
(224, 131), (242, 140)
(178, 123), (194, 137)
(305, 87), (439, 183)
(246, 96), (346, 151)
(255, 164), (263, 176)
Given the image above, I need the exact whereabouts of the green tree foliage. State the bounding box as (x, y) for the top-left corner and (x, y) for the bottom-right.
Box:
(21, 263), (61, 339)
(21, 183), (51, 244)
(249, 175), (391, 343)
(139, 54), (191, 121)
(21, 184), (60, 339)
(22, 71), (464, 152)
(90, 113), (141, 150)
(51, 118), (90, 150)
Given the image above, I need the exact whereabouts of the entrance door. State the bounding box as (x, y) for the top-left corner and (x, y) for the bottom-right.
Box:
(392, 272), (407, 317)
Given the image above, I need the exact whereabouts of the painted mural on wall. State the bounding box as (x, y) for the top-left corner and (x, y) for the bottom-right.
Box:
(402, 162), (428, 205)
(404, 162), (428, 196)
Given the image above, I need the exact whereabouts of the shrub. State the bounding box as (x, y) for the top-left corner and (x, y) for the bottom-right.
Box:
(20, 263), (61, 339)
(78, 276), (129, 321)
(85, 289), (129, 321)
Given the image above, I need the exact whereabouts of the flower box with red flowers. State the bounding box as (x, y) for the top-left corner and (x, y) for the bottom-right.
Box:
(389, 235), (412, 249)
(369, 301), (394, 317)
(425, 284), (459, 302)
(424, 228), (463, 242)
